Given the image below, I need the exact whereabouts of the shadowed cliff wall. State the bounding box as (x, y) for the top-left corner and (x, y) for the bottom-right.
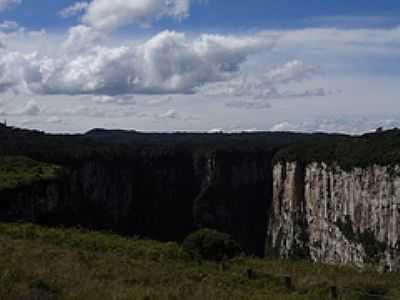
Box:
(0, 149), (274, 256)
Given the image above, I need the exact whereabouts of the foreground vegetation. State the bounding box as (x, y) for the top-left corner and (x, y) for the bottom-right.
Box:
(0, 156), (61, 191)
(0, 223), (399, 299)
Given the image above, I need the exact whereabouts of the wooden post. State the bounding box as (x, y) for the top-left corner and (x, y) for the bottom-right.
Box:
(330, 286), (338, 299)
(284, 276), (292, 289)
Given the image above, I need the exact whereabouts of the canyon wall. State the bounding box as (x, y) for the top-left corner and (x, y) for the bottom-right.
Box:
(0, 150), (273, 256)
(268, 161), (400, 271)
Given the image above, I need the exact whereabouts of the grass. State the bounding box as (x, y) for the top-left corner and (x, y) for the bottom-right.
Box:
(0, 156), (61, 191)
(0, 223), (400, 299)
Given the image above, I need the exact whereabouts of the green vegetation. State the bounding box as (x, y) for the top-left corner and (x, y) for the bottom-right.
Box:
(0, 223), (400, 300)
(0, 156), (61, 191)
(4, 123), (400, 171)
(336, 216), (387, 263)
(182, 229), (242, 261)
(274, 129), (400, 169)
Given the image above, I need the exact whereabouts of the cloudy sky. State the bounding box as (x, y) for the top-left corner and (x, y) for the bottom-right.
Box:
(0, 0), (399, 134)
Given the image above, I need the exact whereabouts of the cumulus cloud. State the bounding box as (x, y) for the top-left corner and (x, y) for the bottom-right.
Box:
(62, 25), (102, 53)
(0, 51), (33, 93)
(0, 0), (21, 11)
(59, 2), (89, 18)
(0, 30), (274, 96)
(81, 0), (191, 31)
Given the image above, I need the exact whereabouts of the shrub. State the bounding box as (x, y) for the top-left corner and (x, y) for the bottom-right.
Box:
(182, 229), (242, 261)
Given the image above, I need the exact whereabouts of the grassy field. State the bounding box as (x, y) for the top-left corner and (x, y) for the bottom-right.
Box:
(0, 156), (61, 191)
(0, 223), (399, 300)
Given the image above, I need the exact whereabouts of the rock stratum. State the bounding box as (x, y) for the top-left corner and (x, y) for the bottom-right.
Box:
(2, 124), (400, 270)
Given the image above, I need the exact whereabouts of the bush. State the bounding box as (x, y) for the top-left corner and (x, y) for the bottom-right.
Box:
(182, 229), (242, 261)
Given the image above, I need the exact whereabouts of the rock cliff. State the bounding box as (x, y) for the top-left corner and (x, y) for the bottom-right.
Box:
(268, 161), (400, 271)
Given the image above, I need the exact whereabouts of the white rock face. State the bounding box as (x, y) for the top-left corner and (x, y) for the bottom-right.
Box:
(268, 161), (400, 271)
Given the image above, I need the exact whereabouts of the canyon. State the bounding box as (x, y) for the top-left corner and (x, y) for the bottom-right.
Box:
(2, 125), (400, 270)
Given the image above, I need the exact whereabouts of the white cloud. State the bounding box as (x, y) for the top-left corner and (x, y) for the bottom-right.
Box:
(270, 121), (293, 132)
(91, 94), (136, 105)
(0, 0), (21, 11)
(159, 108), (179, 119)
(263, 60), (320, 84)
(58, 104), (137, 118)
(277, 27), (400, 56)
(208, 128), (224, 133)
(47, 116), (62, 124)
(224, 88), (327, 110)
(62, 25), (102, 53)
(198, 60), (325, 108)
(270, 116), (400, 134)
(17, 99), (40, 116)
(0, 30), (274, 96)
(2, 22), (400, 133)
(158, 108), (197, 120)
(226, 100), (272, 110)
(0, 50), (33, 93)
(0, 23), (50, 56)
(143, 96), (174, 106)
(305, 15), (399, 28)
(0, 99), (40, 116)
(0, 21), (19, 32)
(59, 2), (89, 18)
(81, 0), (191, 31)
(134, 108), (197, 121)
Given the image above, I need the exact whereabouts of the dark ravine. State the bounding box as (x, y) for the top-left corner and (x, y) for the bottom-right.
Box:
(0, 149), (274, 256)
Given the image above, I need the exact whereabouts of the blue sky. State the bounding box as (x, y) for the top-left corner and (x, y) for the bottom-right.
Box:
(0, 0), (400, 133)
(3, 0), (400, 30)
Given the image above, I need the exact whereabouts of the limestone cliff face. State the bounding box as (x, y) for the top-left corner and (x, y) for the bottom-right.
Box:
(268, 161), (400, 270)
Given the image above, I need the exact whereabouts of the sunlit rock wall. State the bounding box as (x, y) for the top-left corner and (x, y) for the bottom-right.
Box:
(268, 161), (400, 271)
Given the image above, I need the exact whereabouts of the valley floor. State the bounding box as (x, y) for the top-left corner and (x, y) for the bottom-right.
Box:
(0, 223), (399, 300)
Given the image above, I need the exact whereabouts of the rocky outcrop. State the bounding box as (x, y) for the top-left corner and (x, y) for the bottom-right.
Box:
(268, 161), (400, 271)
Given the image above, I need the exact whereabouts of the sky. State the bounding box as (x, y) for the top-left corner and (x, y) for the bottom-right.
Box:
(0, 0), (400, 134)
